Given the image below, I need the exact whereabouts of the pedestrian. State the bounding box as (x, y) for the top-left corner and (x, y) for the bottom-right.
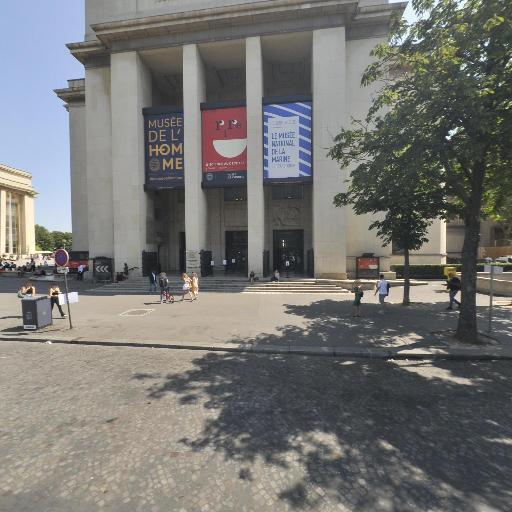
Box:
(158, 272), (169, 303)
(48, 285), (67, 318)
(18, 281), (36, 297)
(191, 272), (199, 301)
(77, 263), (85, 281)
(352, 280), (364, 317)
(249, 270), (255, 284)
(270, 269), (280, 282)
(181, 273), (193, 301)
(446, 272), (461, 310)
(374, 274), (390, 311)
(149, 269), (157, 293)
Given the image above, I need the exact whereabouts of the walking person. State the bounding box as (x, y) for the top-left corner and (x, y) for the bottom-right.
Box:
(149, 269), (157, 294)
(181, 273), (193, 301)
(446, 272), (461, 310)
(158, 272), (169, 303)
(77, 263), (85, 281)
(191, 272), (199, 301)
(48, 285), (66, 318)
(352, 280), (364, 317)
(374, 274), (390, 312)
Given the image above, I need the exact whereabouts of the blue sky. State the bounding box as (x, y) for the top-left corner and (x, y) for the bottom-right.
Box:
(0, 0), (413, 232)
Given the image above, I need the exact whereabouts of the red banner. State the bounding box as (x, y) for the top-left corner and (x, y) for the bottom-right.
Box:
(202, 106), (247, 186)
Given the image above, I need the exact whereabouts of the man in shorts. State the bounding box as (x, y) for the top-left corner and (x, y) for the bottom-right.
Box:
(374, 274), (390, 311)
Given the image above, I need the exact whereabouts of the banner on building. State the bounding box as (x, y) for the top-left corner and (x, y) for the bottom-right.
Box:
(144, 109), (184, 189)
(202, 105), (247, 187)
(264, 101), (312, 183)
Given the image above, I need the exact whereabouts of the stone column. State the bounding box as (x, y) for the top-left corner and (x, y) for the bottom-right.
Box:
(68, 102), (88, 251)
(7, 192), (13, 254)
(21, 195), (35, 255)
(246, 36), (265, 277)
(312, 27), (347, 278)
(85, 66), (114, 259)
(0, 189), (6, 254)
(183, 44), (207, 274)
(111, 51), (153, 273)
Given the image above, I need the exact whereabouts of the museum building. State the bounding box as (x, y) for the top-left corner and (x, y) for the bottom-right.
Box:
(0, 164), (36, 258)
(55, 0), (446, 278)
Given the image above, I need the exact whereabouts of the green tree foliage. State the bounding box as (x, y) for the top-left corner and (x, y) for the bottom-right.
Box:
(35, 225), (72, 252)
(330, 0), (512, 341)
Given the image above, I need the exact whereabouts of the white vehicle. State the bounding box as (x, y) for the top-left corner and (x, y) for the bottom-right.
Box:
(495, 255), (512, 263)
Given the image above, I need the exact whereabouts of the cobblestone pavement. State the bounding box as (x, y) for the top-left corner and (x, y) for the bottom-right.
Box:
(1, 341), (512, 511)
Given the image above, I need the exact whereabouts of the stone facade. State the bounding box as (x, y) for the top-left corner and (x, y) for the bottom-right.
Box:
(55, 0), (447, 278)
(0, 164), (36, 257)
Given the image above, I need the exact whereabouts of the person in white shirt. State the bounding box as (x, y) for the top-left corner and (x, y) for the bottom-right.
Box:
(77, 264), (85, 281)
(374, 274), (390, 306)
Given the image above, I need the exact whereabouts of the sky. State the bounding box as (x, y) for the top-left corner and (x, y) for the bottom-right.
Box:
(0, 0), (414, 233)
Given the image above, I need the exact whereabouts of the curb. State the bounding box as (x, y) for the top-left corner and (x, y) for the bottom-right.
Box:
(1, 335), (511, 361)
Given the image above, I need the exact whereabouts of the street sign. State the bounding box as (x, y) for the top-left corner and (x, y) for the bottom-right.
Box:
(58, 292), (79, 305)
(56, 266), (69, 274)
(54, 249), (69, 267)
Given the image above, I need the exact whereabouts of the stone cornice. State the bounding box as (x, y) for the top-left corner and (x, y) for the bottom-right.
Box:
(0, 164), (37, 197)
(67, 0), (405, 63)
(54, 79), (86, 109)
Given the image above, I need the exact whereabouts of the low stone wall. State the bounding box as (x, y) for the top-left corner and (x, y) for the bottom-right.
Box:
(477, 272), (512, 296)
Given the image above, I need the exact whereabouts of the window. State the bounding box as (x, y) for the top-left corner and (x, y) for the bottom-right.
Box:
(271, 184), (303, 200)
(224, 187), (247, 202)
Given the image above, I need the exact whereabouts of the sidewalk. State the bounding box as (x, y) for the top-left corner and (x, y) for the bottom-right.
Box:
(1, 280), (511, 360)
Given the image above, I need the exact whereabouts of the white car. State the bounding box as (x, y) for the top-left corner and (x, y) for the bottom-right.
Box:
(495, 255), (512, 263)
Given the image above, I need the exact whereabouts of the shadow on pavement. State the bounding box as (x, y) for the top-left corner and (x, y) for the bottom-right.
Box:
(135, 354), (512, 511)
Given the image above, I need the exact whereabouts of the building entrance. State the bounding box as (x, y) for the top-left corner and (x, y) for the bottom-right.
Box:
(273, 230), (304, 274)
(225, 231), (248, 275)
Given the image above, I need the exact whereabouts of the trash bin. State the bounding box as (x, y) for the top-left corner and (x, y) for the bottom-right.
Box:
(21, 296), (52, 330)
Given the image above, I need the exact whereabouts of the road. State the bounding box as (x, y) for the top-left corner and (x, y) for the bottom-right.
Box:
(1, 341), (511, 512)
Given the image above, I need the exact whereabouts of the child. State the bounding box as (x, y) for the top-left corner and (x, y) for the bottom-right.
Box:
(352, 281), (364, 317)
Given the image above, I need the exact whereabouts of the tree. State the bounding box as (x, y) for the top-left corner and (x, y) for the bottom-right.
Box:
(332, 0), (512, 342)
(52, 231), (72, 250)
(329, 119), (449, 305)
(35, 224), (53, 252)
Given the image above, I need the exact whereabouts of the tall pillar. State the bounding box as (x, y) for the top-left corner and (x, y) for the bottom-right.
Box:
(85, 66), (114, 259)
(7, 192), (13, 254)
(183, 44), (207, 274)
(246, 36), (265, 277)
(69, 101), (88, 251)
(312, 27), (347, 278)
(111, 51), (153, 273)
(0, 189), (6, 254)
(22, 195), (35, 255)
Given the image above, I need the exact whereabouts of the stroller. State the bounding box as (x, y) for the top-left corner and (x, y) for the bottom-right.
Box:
(162, 288), (175, 303)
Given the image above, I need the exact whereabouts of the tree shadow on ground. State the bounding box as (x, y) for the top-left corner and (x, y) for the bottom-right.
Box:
(135, 354), (512, 511)
(226, 299), (512, 349)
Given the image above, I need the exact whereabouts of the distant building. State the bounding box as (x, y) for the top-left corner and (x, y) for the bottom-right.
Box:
(55, 0), (447, 278)
(0, 163), (36, 257)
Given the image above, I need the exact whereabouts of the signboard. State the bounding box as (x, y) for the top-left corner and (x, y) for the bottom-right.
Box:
(202, 105), (247, 187)
(484, 265), (504, 274)
(58, 292), (79, 306)
(93, 257), (113, 282)
(144, 109), (184, 189)
(356, 257), (380, 279)
(264, 101), (312, 183)
(54, 249), (69, 267)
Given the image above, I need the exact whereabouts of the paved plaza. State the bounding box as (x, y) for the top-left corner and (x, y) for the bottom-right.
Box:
(0, 278), (511, 354)
(1, 341), (512, 512)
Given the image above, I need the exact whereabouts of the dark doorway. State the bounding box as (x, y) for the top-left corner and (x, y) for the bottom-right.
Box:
(179, 232), (186, 273)
(225, 231), (248, 275)
(273, 230), (304, 275)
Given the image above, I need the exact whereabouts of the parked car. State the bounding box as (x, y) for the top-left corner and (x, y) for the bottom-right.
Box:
(495, 255), (512, 263)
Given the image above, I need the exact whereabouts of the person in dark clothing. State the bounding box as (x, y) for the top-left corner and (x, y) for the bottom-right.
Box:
(48, 285), (66, 318)
(446, 273), (461, 310)
(149, 270), (157, 293)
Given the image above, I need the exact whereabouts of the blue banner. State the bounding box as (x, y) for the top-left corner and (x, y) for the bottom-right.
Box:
(144, 111), (184, 189)
(264, 101), (312, 183)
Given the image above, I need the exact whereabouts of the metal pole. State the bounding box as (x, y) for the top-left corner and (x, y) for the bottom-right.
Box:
(488, 265), (494, 333)
(63, 268), (73, 329)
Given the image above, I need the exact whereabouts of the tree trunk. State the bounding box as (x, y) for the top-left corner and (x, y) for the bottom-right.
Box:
(403, 247), (410, 306)
(456, 163), (485, 343)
